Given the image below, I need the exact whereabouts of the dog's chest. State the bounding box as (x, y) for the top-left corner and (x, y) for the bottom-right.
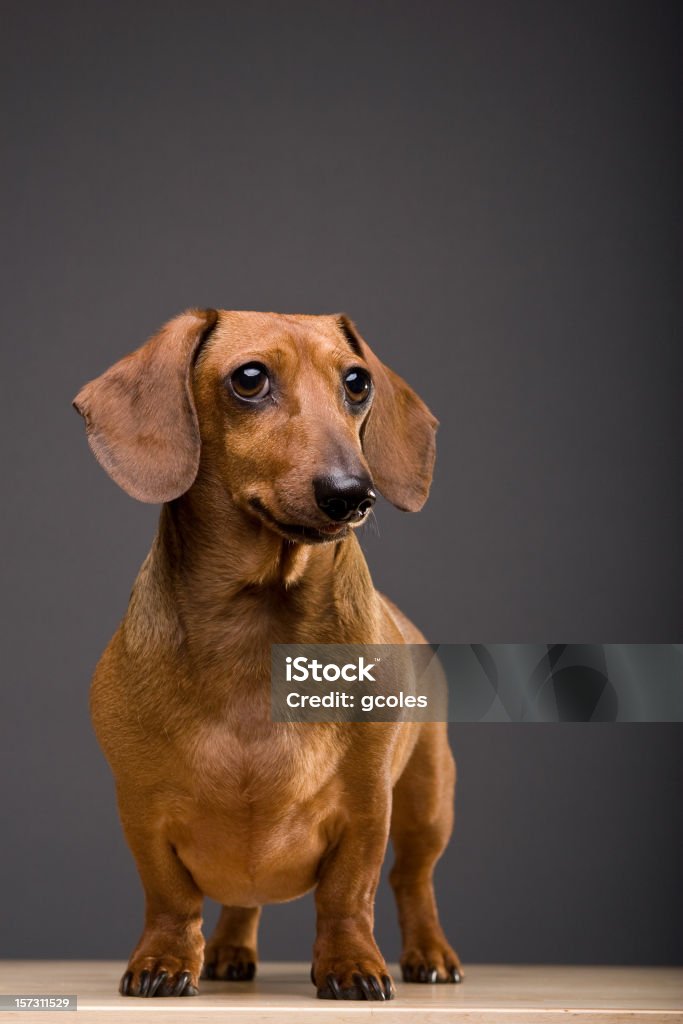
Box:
(161, 715), (347, 907)
(186, 712), (346, 808)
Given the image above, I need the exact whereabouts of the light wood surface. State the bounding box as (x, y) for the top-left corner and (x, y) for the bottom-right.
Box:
(1, 962), (681, 1023)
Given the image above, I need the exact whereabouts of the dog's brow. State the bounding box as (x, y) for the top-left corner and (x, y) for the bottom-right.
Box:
(329, 342), (357, 364)
(246, 346), (289, 368)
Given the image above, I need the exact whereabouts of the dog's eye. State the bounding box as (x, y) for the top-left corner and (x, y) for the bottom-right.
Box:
(230, 363), (270, 401)
(343, 368), (371, 404)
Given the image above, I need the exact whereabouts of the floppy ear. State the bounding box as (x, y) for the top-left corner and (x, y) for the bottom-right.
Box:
(73, 308), (218, 503)
(337, 316), (438, 512)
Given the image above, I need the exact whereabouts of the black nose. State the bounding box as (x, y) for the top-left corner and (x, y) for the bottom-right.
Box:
(314, 474), (376, 523)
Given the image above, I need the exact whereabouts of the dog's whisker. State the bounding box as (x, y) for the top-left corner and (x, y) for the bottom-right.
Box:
(366, 508), (380, 538)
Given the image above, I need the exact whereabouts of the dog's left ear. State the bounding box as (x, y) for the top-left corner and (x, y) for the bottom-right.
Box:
(337, 316), (438, 512)
(73, 308), (218, 503)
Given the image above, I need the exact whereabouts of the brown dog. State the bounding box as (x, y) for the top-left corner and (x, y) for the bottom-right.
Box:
(74, 309), (461, 1001)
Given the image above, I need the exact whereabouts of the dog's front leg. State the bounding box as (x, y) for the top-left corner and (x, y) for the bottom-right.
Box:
(312, 796), (394, 1001)
(117, 808), (204, 998)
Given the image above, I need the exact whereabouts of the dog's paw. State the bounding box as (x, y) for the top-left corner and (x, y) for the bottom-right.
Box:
(401, 941), (463, 983)
(313, 959), (395, 1000)
(201, 944), (257, 981)
(119, 956), (200, 997)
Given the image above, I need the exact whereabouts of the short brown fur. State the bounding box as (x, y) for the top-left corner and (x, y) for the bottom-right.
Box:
(74, 309), (461, 1001)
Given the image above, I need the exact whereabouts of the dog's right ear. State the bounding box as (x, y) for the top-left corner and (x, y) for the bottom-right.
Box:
(73, 309), (218, 503)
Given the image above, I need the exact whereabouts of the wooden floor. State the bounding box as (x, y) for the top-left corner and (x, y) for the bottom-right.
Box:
(1, 962), (682, 1023)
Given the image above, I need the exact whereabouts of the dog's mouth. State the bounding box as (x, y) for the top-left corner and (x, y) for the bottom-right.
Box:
(248, 498), (352, 544)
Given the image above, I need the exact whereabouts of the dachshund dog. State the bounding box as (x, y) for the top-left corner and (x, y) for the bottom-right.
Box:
(74, 309), (461, 1001)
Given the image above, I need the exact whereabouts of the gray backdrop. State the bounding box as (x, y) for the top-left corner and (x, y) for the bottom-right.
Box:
(1, 0), (681, 966)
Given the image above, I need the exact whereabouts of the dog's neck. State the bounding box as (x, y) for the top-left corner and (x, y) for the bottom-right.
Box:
(160, 495), (323, 590)
(127, 477), (379, 674)
(154, 475), (362, 632)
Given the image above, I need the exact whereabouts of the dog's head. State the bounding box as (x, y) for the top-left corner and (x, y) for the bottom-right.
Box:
(73, 310), (437, 543)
